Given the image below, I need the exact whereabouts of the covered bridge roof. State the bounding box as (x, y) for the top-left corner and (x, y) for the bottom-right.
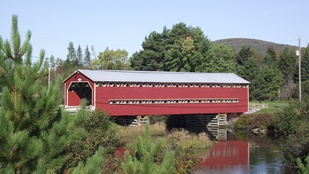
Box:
(64, 69), (250, 84)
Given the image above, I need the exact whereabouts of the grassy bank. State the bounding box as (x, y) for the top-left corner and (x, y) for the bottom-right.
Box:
(250, 100), (288, 113)
(115, 123), (213, 173)
(233, 100), (289, 132)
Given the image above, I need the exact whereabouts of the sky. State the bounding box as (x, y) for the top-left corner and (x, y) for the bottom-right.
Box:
(1, 1), (308, 60)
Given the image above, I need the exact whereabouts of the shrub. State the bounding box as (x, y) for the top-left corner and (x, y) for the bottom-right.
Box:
(233, 114), (251, 130)
(65, 109), (120, 170)
(121, 124), (176, 174)
(234, 113), (273, 131)
(271, 97), (309, 168)
(296, 156), (309, 174)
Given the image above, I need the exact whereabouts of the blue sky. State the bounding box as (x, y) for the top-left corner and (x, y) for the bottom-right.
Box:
(1, 1), (308, 60)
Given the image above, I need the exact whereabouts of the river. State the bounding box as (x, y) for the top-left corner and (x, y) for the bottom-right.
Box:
(191, 128), (293, 174)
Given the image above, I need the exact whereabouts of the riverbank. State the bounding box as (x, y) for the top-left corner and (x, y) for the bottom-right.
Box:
(115, 123), (213, 173)
(116, 123), (213, 150)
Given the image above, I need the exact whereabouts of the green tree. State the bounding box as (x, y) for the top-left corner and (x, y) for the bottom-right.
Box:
(49, 54), (55, 68)
(130, 23), (211, 72)
(251, 65), (283, 101)
(278, 47), (298, 99)
(236, 46), (266, 100)
(77, 45), (83, 66)
(55, 57), (63, 67)
(121, 124), (176, 174)
(0, 15), (85, 173)
(130, 30), (167, 71)
(72, 146), (105, 174)
(93, 48), (130, 70)
(264, 46), (278, 67)
(84, 45), (91, 67)
(301, 44), (309, 82)
(43, 57), (49, 68)
(196, 43), (236, 72)
(165, 36), (195, 72)
(65, 41), (77, 67)
(91, 45), (96, 60)
(272, 98), (309, 168)
(279, 47), (297, 82)
(66, 110), (120, 169)
(236, 46), (253, 66)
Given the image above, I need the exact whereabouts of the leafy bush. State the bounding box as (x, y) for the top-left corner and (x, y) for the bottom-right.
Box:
(65, 109), (120, 170)
(233, 113), (272, 131)
(272, 101), (308, 135)
(233, 114), (250, 130)
(271, 97), (309, 168)
(165, 129), (212, 174)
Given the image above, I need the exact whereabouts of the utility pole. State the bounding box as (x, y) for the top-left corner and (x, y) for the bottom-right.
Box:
(297, 37), (301, 102)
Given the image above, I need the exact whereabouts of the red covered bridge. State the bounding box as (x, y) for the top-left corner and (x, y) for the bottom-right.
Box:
(63, 69), (249, 118)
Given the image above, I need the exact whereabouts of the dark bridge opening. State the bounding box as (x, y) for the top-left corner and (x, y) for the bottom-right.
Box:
(68, 82), (92, 105)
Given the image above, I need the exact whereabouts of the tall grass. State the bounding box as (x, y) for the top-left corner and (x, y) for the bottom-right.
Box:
(117, 123), (213, 151)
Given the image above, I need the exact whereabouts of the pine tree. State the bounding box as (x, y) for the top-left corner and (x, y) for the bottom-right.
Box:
(66, 41), (77, 67)
(72, 146), (105, 174)
(121, 124), (176, 174)
(301, 44), (309, 82)
(264, 46), (278, 67)
(55, 57), (64, 67)
(296, 156), (309, 174)
(0, 15), (86, 173)
(43, 57), (49, 68)
(49, 54), (55, 68)
(77, 45), (83, 66)
(84, 45), (91, 67)
(91, 45), (96, 60)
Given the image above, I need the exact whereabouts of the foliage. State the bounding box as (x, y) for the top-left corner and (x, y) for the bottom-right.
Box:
(165, 129), (212, 173)
(84, 45), (91, 67)
(65, 41), (77, 67)
(0, 15), (86, 173)
(93, 47), (130, 70)
(297, 156), (309, 174)
(251, 65), (283, 101)
(196, 43), (236, 72)
(278, 47), (298, 99)
(72, 146), (104, 174)
(130, 22), (212, 72)
(121, 124), (176, 174)
(271, 98), (309, 167)
(66, 109), (120, 169)
(76, 45), (83, 67)
(49, 54), (55, 68)
(292, 80), (309, 99)
(301, 44), (309, 82)
(264, 46), (278, 67)
(233, 114), (251, 130)
(233, 113), (273, 131)
(272, 99), (309, 135)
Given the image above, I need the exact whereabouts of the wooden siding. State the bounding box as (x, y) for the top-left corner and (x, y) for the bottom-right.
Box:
(64, 72), (95, 106)
(95, 85), (248, 116)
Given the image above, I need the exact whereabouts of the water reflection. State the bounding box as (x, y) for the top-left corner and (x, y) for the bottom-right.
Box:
(188, 127), (286, 174)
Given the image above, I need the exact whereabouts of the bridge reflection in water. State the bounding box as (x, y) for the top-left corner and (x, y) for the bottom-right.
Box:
(192, 127), (250, 174)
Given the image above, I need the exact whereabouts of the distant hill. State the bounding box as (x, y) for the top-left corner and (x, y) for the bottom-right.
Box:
(214, 38), (297, 55)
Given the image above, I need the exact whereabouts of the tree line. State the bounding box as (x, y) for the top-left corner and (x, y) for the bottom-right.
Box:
(45, 22), (308, 101)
